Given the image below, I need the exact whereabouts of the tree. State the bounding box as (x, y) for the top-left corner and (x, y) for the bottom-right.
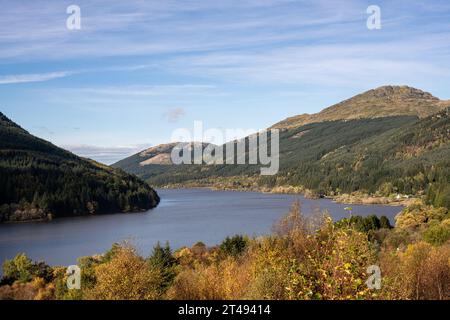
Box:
(88, 247), (163, 300)
(2, 253), (34, 284)
(219, 235), (248, 258)
(148, 242), (177, 294)
(379, 216), (392, 229)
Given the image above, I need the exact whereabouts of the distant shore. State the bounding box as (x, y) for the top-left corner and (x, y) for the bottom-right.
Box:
(156, 182), (415, 207)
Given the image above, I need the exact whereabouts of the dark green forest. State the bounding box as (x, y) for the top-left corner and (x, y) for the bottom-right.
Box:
(115, 109), (450, 209)
(0, 112), (160, 223)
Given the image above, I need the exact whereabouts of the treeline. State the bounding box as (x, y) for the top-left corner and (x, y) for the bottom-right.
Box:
(1, 201), (449, 300)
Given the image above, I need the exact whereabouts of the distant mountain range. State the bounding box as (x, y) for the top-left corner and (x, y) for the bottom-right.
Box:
(113, 86), (450, 209)
(0, 112), (160, 223)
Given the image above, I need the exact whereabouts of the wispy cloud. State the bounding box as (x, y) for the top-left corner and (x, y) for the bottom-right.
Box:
(0, 0), (365, 60)
(2, 0), (449, 90)
(0, 71), (73, 84)
(0, 64), (155, 85)
(68, 84), (217, 96)
(163, 107), (186, 123)
(161, 33), (450, 88)
(37, 84), (223, 109)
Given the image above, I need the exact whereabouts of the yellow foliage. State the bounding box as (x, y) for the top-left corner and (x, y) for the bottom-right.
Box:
(380, 242), (450, 300)
(87, 247), (163, 300)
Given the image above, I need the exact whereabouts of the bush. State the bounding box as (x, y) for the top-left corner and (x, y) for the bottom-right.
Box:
(87, 247), (163, 300)
(167, 256), (251, 300)
(2, 254), (34, 284)
(1, 254), (51, 285)
(423, 221), (450, 246)
(396, 203), (448, 230)
(0, 277), (55, 300)
(382, 229), (413, 250)
(379, 216), (392, 229)
(219, 235), (248, 258)
(381, 242), (450, 300)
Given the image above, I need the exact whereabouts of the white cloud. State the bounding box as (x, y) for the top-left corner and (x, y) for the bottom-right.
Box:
(69, 84), (216, 96)
(160, 34), (450, 87)
(1, 0), (449, 92)
(0, 71), (73, 85)
(163, 107), (186, 123)
(0, 0), (364, 60)
(37, 84), (222, 109)
(2, 0), (450, 108)
(0, 64), (155, 85)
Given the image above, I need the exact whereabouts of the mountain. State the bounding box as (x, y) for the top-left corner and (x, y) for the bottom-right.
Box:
(113, 86), (450, 209)
(113, 142), (216, 181)
(272, 85), (450, 129)
(0, 112), (160, 223)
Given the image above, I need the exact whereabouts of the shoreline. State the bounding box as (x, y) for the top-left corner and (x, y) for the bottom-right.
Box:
(0, 204), (160, 225)
(1, 186), (410, 224)
(156, 184), (414, 207)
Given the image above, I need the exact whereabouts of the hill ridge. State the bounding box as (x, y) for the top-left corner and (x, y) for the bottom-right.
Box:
(272, 85), (450, 129)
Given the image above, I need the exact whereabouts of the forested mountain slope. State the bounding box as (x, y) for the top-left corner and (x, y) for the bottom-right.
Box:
(0, 112), (160, 222)
(114, 86), (450, 208)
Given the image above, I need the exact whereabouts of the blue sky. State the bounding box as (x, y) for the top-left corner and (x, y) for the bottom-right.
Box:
(1, 0), (450, 164)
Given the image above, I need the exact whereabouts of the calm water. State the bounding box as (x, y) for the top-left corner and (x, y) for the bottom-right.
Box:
(0, 189), (403, 268)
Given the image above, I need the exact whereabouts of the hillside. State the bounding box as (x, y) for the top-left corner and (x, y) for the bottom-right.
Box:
(0, 112), (160, 222)
(113, 142), (216, 180)
(272, 85), (450, 129)
(113, 86), (450, 208)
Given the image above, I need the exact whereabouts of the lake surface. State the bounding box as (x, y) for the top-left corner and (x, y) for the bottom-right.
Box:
(0, 189), (403, 269)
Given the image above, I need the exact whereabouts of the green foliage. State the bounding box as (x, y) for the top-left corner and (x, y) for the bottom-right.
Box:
(336, 215), (392, 233)
(148, 242), (176, 269)
(147, 242), (178, 295)
(423, 222), (450, 246)
(2, 254), (33, 284)
(1, 253), (52, 285)
(102, 243), (123, 263)
(396, 203), (448, 230)
(380, 216), (392, 229)
(219, 235), (248, 258)
(116, 109), (449, 210)
(0, 112), (160, 222)
(427, 183), (450, 209)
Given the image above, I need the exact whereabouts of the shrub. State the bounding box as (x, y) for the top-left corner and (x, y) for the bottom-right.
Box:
(2, 254), (34, 284)
(379, 216), (392, 229)
(423, 221), (450, 246)
(87, 246), (163, 300)
(1, 254), (51, 285)
(167, 255), (251, 300)
(219, 235), (248, 258)
(396, 203), (448, 230)
(0, 277), (54, 300)
(380, 242), (450, 300)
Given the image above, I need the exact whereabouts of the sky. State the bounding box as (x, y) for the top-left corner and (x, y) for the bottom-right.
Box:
(1, 0), (450, 164)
